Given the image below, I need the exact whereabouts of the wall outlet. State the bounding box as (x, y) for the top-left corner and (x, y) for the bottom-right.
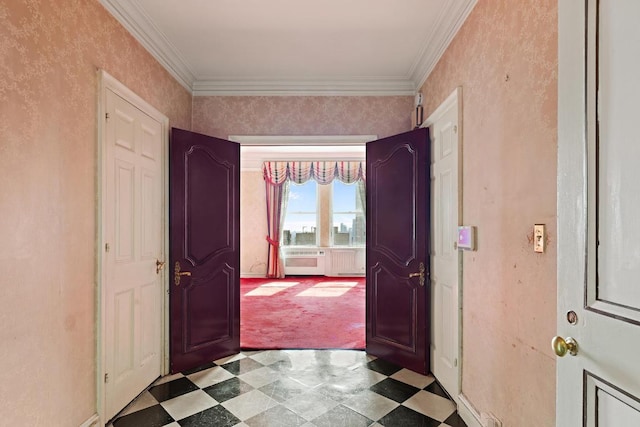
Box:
(480, 412), (502, 427)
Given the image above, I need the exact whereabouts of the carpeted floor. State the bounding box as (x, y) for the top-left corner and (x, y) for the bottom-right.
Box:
(240, 276), (365, 350)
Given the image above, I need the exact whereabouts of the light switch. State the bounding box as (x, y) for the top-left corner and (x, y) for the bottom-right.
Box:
(534, 224), (545, 253)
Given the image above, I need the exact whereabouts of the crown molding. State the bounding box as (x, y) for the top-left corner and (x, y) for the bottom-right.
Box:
(99, 0), (195, 92)
(192, 79), (416, 96)
(100, 0), (476, 96)
(410, 0), (478, 90)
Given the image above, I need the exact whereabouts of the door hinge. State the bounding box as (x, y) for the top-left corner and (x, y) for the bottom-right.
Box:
(105, 112), (110, 120)
(104, 373), (109, 383)
(454, 358), (458, 367)
(105, 243), (110, 252)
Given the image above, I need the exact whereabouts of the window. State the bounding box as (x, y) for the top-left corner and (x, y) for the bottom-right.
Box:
(282, 181), (318, 246)
(332, 180), (365, 246)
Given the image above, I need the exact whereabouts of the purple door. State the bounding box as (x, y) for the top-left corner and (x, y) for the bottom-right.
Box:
(169, 128), (240, 373)
(366, 128), (430, 374)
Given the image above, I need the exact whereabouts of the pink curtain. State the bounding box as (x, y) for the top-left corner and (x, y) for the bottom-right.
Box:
(265, 180), (289, 278)
(263, 161), (365, 185)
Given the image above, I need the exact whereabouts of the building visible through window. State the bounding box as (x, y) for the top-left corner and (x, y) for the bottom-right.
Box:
(332, 180), (365, 246)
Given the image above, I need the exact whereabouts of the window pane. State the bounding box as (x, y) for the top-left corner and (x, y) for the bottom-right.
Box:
(283, 181), (317, 246)
(332, 181), (365, 246)
(282, 214), (317, 246)
(333, 181), (357, 211)
(288, 181), (317, 213)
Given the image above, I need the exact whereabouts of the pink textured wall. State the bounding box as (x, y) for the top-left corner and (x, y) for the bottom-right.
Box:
(192, 96), (413, 139)
(0, 0), (192, 425)
(420, 1), (557, 425)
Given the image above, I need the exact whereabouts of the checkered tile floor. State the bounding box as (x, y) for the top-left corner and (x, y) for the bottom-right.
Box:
(110, 350), (467, 427)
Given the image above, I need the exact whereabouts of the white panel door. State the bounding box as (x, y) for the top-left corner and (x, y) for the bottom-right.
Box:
(557, 0), (640, 424)
(428, 89), (460, 401)
(104, 89), (164, 420)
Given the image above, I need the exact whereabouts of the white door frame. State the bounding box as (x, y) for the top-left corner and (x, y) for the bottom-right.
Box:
(422, 87), (463, 405)
(96, 70), (170, 425)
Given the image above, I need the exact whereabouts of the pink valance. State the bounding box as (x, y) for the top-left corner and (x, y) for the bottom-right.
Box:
(262, 161), (365, 185)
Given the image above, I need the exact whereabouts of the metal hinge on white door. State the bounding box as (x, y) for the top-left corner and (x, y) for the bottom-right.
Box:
(105, 112), (110, 120)
(105, 243), (110, 252)
(104, 373), (109, 383)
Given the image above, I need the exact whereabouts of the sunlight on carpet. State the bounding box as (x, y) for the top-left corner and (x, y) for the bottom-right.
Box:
(296, 281), (358, 297)
(245, 281), (300, 296)
(241, 276), (365, 349)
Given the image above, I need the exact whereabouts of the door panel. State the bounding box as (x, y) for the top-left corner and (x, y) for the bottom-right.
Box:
(366, 128), (430, 374)
(104, 89), (163, 420)
(428, 91), (461, 400)
(594, 0), (640, 319)
(170, 128), (240, 373)
(184, 148), (233, 263)
(557, 0), (640, 424)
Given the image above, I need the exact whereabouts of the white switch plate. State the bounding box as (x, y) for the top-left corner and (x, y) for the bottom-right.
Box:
(534, 224), (545, 253)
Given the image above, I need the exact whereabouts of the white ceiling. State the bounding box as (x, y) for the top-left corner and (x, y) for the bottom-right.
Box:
(100, 0), (477, 96)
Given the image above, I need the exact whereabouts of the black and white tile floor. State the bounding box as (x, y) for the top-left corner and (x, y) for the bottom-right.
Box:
(110, 350), (467, 427)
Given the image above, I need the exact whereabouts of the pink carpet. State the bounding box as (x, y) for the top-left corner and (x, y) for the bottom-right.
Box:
(240, 276), (365, 349)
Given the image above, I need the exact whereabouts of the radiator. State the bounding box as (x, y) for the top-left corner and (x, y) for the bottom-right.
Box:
(283, 249), (326, 275)
(330, 249), (364, 276)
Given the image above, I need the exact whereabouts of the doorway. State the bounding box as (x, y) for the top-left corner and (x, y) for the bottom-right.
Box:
(97, 71), (170, 422)
(424, 88), (462, 403)
(234, 136), (370, 350)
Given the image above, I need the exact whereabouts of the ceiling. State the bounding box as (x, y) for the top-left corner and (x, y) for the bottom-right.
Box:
(100, 0), (477, 96)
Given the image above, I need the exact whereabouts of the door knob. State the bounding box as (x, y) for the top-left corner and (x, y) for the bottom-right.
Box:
(408, 262), (425, 287)
(174, 261), (192, 286)
(156, 259), (166, 274)
(551, 336), (578, 357)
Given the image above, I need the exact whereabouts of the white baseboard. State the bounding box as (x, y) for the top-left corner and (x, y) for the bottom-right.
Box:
(240, 273), (266, 278)
(458, 393), (483, 427)
(79, 413), (100, 427)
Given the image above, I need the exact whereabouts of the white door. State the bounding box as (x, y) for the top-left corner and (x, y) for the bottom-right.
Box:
(427, 89), (461, 401)
(103, 88), (164, 420)
(557, 1), (640, 425)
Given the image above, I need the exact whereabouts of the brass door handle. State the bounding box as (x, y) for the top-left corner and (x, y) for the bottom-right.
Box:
(156, 260), (166, 274)
(174, 262), (192, 286)
(551, 336), (578, 357)
(408, 262), (425, 287)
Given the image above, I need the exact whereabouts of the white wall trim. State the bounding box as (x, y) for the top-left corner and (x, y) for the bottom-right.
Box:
(192, 79), (415, 96)
(422, 87), (462, 128)
(97, 70), (170, 425)
(230, 135), (377, 146)
(241, 273), (268, 279)
(458, 394), (483, 427)
(99, 0), (194, 91)
(413, 0), (478, 90)
(79, 413), (100, 427)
